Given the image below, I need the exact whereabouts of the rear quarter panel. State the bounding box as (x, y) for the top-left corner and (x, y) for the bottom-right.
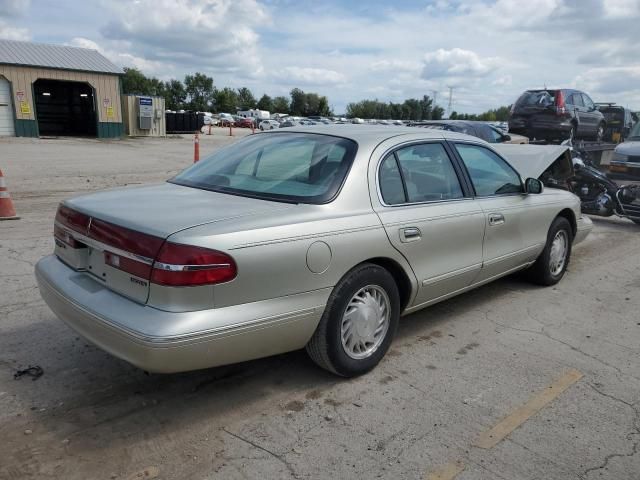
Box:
(168, 206), (417, 308)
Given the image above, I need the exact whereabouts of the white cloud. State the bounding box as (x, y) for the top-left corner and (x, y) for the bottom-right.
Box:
(422, 48), (501, 79)
(0, 21), (29, 40)
(273, 67), (346, 86)
(492, 75), (512, 87)
(574, 66), (640, 99)
(370, 59), (421, 72)
(100, 0), (268, 75)
(0, 0), (30, 40)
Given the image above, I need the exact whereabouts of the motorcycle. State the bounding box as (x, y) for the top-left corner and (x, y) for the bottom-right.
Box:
(568, 144), (640, 225)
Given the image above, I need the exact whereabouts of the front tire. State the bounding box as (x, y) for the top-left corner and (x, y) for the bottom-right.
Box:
(306, 263), (400, 377)
(527, 217), (572, 286)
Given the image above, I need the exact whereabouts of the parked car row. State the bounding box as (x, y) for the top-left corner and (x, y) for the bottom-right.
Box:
(409, 120), (529, 144)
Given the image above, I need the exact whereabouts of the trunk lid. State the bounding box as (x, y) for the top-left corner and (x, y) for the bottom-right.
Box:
(512, 89), (562, 117)
(54, 182), (293, 303)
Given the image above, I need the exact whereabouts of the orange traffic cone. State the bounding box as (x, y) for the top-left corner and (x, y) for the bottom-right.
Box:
(193, 132), (200, 163)
(0, 169), (19, 220)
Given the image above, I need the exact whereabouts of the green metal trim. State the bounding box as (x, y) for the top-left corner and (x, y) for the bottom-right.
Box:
(14, 119), (38, 137)
(97, 122), (124, 138)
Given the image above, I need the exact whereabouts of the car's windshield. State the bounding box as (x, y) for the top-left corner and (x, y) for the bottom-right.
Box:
(628, 122), (640, 140)
(170, 132), (357, 204)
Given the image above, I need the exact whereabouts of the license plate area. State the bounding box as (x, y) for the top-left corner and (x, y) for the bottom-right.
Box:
(86, 246), (108, 281)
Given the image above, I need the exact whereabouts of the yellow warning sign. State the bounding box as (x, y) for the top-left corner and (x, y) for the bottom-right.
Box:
(106, 106), (114, 118)
(20, 102), (31, 115)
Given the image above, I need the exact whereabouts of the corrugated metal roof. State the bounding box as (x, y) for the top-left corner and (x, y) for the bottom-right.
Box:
(0, 40), (123, 75)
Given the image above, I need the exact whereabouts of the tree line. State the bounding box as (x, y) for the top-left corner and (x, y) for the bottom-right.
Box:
(449, 105), (511, 122)
(345, 97), (445, 121)
(121, 68), (332, 116)
(122, 67), (511, 121)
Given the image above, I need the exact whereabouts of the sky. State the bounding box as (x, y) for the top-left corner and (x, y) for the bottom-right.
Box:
(1, 0), (639, 114)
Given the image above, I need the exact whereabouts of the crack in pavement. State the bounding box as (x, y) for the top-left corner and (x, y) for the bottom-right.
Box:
(581, 384), (640, 478)
(221, 426), (298, 478)
(488, 312), (639, 382)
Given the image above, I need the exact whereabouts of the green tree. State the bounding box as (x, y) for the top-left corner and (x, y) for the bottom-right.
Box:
(272, 96), (290, 113)
(257, 94), (273, 112)
(448, 110), (458, 120)
(289, 88), (307, 116)
(184, 72), (215, 111)
(121, 67), (151, 95)
(163, 79), (186, 110)
(215, 87), (239, 113)
(317, 96), (332, 117)
(237, 87), (257, 110)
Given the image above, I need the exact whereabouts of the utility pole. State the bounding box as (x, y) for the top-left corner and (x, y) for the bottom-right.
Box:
(447, 86), (454, 118)
(431, 90), (438, 107)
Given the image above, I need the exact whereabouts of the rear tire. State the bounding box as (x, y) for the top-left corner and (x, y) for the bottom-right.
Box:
(526, 217), (573, 286)
(306, 263), (400, 377)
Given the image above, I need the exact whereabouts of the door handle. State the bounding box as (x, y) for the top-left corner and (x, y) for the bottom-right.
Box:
(488, 213), (505, 226)
(400, 227), (421, 243)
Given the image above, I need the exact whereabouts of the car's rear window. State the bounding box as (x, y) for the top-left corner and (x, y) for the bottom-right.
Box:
(169, 132), (357, 204)
(515, 90), (556, 107)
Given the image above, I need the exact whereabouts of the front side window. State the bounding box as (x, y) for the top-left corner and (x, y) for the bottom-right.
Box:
(379, 143), (464, 204)
(570, 93), (584, 107)
(170, 133), (357, 204)
(454, 144), (522, 196)
(582, 94), (595, 110)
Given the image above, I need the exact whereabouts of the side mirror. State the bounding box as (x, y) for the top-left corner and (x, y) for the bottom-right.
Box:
(502, 134), (511, 142)
(525, 177), (544, 194)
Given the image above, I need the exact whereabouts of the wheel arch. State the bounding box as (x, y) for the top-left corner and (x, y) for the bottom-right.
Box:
(556, 208), (577, 238)
(358, 257), (414, 311)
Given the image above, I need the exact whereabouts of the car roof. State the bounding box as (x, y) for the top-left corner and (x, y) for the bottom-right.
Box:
(260, 124), (489, 149)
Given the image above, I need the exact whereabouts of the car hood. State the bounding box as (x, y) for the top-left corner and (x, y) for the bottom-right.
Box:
(64, 182), (295, 239)
(615, 141), (640, 155)
(493, 144), (571, 179)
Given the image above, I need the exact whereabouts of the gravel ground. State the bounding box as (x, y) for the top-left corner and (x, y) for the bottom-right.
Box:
(0, 133), (638, 480)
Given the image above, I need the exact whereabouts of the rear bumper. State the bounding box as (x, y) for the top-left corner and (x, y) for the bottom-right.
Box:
(35, 255), (328, 373)
(575, 215), (593, 245)
(509, 116), (573, 139)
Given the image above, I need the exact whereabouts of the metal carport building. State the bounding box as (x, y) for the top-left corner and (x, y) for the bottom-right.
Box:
(0, 39), (123, 138)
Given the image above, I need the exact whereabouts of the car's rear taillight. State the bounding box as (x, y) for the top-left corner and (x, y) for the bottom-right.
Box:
(150, 243), (237, 287)
(555, 90), (567, 116)
(54, 223), (84, 248)
(56, 205), (90, 233)
(90, 220), (164, 279)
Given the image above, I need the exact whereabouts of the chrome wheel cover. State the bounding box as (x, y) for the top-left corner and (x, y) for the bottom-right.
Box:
(549, 230), (569, 276)
(340, 285), (390, 360)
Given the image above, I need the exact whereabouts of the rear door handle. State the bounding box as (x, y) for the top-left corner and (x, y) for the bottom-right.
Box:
(400, 227), (421, 243)
(488, 213), (505, 226)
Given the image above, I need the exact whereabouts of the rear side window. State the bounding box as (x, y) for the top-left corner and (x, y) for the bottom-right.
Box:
(454, 144), (522, 196)
(379, 143), (464, 204)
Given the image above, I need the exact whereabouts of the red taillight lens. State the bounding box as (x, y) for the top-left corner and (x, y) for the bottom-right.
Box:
(150, 243), (237, 287)
(89, 219), (164, 261)
(555, 90), (566, 116)
(54, 224), (83, 248)
(56, 205), (90, 233)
